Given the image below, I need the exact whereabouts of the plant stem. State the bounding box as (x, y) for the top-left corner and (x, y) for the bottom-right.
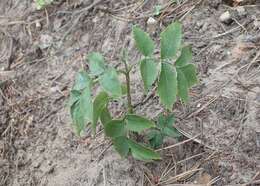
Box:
(122, 50), (133, 114)
(125, 69), (133, 114)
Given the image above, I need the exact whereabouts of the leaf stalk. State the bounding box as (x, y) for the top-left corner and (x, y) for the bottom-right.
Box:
(122, 49), (133, 114)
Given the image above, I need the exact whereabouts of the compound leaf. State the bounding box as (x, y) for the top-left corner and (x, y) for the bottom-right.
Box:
(125, 114), (155, 133)
(133, 26), (155, 56)
(100, 106), (112, 125)
(160, 22), (182, 59)
(175, 46), (192, 67)
(73, 71), (91, 91)
(157, 63), (177, 109)
(140, 58), (158, 92)
(104, 120), (125, 138)
(128, 139), (161, 161)
(93, 91), (109, 133)
(112, 136), (129, 158)
(87, 52), (106, 76)
(178, 64), (198, 87)
(176, 68), (189, 103)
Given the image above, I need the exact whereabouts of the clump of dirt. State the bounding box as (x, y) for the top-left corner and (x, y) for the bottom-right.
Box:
(0, 0), (260, 185)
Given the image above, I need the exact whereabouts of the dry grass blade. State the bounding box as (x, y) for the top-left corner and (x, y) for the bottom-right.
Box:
(212, 26), (242, 39)
(208, 176), (221, 185)
(246, 50), (260, 72)
(175, 127), (216, 150)
(156, 134), (201, 152)
(160, 152), (205, 182)
(95, 142), (112, 161)
(159, 167), (203, 184)
(243, 171), (260, 186)
(144, 172), (155, 186)
(186, 96), (218, 119)
(159, 151), (219, 185)
(160, 160), (173, 180)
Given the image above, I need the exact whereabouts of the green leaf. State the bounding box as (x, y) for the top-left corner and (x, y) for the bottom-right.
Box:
(36, 0), (54, 9)
(178, 64), (198, 87)
(162, 127), (182, 138)
(93, 91), (109, 133)
(157, 114), (181, 138)
(73, 71), (91, 91)
(87, 52), (106, 76)
(157, 113), (175, 130)
(157, 113), (171, 129)
(176, 68), (189, 103)
(99, 68), (122, 97)
(100, 106), (112, 125)
(104, 120), (125, 138)
(148, 129), (164, 149)
(175, 46), (192, 67)
(71, 102), (85, 135)
(36, 0), (45, 9)
(125, 114), (155, 133)
(133, 26), (155, 56)
(68, 90), (81, 107)
(157, 63), (177, 109)
(140, 58), (158, 92)
(79, 87), (93, 124)
(112, 136), (129, 158)
(165, 114), (175, 128)
(70, 72), (92, 135)
(160, 22), (182, 59)
(127, 139), (161, 161)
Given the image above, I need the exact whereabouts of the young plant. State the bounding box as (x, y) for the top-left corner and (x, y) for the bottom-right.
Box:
(69, 22), (198, 161)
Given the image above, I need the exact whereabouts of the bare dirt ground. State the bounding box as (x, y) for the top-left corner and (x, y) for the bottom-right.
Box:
(0, 0), (260, 185)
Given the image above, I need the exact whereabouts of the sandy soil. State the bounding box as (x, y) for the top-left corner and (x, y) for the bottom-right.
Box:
(0, 0), (260, 185)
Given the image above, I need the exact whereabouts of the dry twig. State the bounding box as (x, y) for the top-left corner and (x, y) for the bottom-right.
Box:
(156, 134), (201, 152)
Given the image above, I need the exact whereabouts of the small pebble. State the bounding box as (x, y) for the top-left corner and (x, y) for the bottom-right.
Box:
(220, 11), (232, 24)
(32, 159), (42, 168)
(196, 21), (204, 28)
(147, 17), (157, 34)
(35, 20), (42, 30)
(39, 34), (53, 49)
(36, 146), (45, 153)
(201, 22), (209, 32)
